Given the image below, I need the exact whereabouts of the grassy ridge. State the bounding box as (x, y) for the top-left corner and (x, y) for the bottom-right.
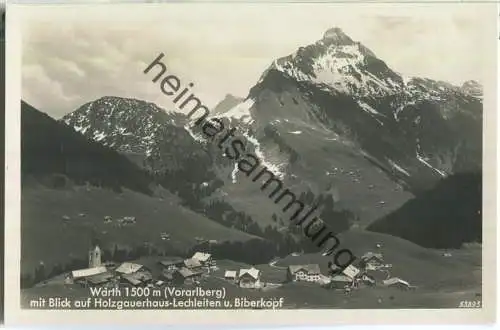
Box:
(21, 185), (257, 275)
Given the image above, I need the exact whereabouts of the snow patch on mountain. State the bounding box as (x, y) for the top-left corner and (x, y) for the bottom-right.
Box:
(213, 98), (255, 124)
(231, 163), (239, 184)
(93, 131), (107, 142)
(242, 132), (285, 179)
(416, 144), (447, 177)
(387, 159), (410, 177)
(184, 124), (208, 144)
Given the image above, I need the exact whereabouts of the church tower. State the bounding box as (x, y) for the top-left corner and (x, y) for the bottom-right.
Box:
(88, 244), (102, 268)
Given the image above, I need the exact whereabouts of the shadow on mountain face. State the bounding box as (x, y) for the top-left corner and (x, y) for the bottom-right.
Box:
(367, 172), (482, 249)
(21, 100), (153, 194)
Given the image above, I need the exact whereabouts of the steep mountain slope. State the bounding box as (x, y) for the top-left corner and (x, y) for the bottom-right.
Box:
(62, 96), (357, 232)
(211, 94), (245, 116)
(62, 27), (482, 229)
(213, 27), (482, 224)
(21, 101), (258, 277)
(366, 172), (482, 248)
(22, 100), (153, 194)
(61, 96), (210, 173)
(240, 27), (482, 193)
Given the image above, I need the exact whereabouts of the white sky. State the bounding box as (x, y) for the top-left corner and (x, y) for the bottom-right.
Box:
(18, 3), (491, 118)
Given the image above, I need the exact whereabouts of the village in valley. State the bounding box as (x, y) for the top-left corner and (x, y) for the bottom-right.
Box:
(31, 230), (418, 308)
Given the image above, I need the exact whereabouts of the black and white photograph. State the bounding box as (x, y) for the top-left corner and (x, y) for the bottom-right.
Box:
(3, 1), (497, 325)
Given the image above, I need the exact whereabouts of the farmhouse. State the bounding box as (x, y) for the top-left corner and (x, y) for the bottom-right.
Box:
(238, 267), (261, 289)
(115, 262), (144, 275)
(121, 271), (153, 287)
(191, 252), (214, 267)
(85, 272), (115, 287)
(158, 257), (184, 271)
(224, 270), (237, 282)
(172, 267), (203, 285)
(360, 252), (384, 270)
(287, 264), (322, 283)
(329, 274), (353, 289)
(71, 266), (107, 280)
(341, 264), (360, 280)
(183, 258), (203, 272)
(69, 266), (109, 287)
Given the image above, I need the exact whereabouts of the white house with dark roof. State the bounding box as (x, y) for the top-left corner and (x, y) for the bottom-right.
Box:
(183, 258), (203, 271)
(158, 257), (184, 271)
(172, 267), (202, 285)
(360, 252), (384, 270)
(287, 264), (322, 283)
(115, 262), (144, 275)
(329, 274), (354, 289)
(71, 266), (107, 280)
(238, 267), (261, 288)
(191, 252), (214, 267)
(224, 270), (237, 282)
(342, 264), (360, 280)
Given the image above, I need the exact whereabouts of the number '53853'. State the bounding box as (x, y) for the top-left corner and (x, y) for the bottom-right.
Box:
(458, 301), (481, 308)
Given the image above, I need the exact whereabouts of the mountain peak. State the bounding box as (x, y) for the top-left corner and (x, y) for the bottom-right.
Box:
(322, 27), (353, 44)
(460, 80), (483, 98)
(212, 94), (245, 115)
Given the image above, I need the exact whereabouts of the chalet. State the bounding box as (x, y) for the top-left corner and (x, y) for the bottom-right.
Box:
(329, 274), (353, 289)
(115, 262), (144, 275)
(183, 258), (203, 272)
(287, 264), (322, 283)
(360, 252), (384, 270)
(224, 270), (237, 282)
(172, 267), (203, 285)
(121, 271), (153, 287)
(85, 272), (115, 287)
(71, 266), (107, 281)
(191, 252), (214, 267)
(238, 267), (261, 289)
(383, 277), (412, 290)
(342, 264), (361, 280)
(158, 258), (184, 271)
(69, 266), (109, 286)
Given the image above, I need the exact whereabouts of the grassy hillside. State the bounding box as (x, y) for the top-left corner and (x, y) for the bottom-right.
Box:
(21, 231), (481, 309)
(21, 184), (257, 276)
(367, 172), (482, 248)
(276, 229), (481, 291)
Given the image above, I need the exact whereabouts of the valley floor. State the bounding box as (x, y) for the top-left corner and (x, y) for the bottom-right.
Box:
(20, 248), (482, 310)
(20, 184), (482, 310)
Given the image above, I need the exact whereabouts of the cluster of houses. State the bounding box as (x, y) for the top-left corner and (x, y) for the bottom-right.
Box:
(64, 243), (414, 294)
(66, 245), (216, 289)
(223, 267), (263, 289)
(285, 252), (415, 292)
